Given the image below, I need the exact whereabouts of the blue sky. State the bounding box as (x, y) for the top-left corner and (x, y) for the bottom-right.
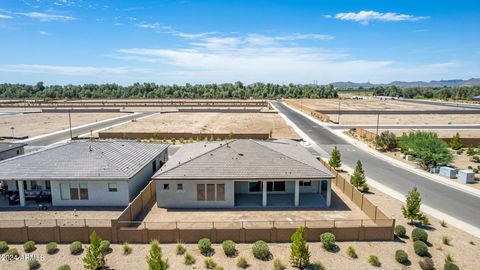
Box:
(0, 0), (479, 85)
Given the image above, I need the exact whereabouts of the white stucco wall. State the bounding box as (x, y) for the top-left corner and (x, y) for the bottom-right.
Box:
(128, 151), (168, 200)
(51, 180), (130, 206)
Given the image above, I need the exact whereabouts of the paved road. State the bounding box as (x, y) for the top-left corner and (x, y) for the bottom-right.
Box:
(23, 112), (154, 146)
(273, 101), (480, 228)
(330, 124), (480, 130)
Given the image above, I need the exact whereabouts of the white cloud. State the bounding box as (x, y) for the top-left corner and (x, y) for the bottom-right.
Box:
(0, 64), (134, 76)
(39, 31), (51, 36)
(0, 14), (13, 19)
(328, 10), (429, 25)
(245, 33), (334, 45)
(20, 12), (76, 21)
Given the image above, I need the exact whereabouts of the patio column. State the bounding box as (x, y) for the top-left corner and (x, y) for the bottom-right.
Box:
(262, 181), (267, 207)
(294, 180), (300, 207)
(18, 180), (25, 207)
(326, 180), (331, 207)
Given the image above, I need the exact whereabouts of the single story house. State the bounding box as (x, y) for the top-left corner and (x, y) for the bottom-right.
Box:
(154, 139), (334, 208)
(0, 140), (168, 207)
(0, 142), (26, 161)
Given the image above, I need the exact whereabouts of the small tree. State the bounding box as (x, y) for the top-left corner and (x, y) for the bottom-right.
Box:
(227, 132), (235, 140)
(83, 231), (105, 270)
(328, 146), (342, 170)
(375, 131), (397, 151)
(146, 240), (169, 270)
(401, 187), (422, 224)
(449, 133), (463, 150)
(350, 160), (366, 189)
(289, 227), (310, 268)
(467, 146), (475, 156)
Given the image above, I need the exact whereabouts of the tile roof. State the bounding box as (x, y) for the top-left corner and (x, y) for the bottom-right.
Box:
(153, 139), (333, 180)
(0, 140), (168, 181)
(0, 142), (26, 153)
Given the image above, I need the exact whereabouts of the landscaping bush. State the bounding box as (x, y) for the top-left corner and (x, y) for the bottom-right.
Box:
(273, 258), (286, 270)
(440, 220), (448, 227)
(414, 241), (429, 257)
(222, 240), (236, 257)
(394, 225), (406, 238)
(46, 242), (58, 255)
(0, 241), (9, 253)
(146, 240), (169, 270)
(236, 256), (248, 268)
(99, 240), (111, 254)
(5, 248), (19, 260)
(419, 258), (435, 270)
(57, 265), (71, 270)
(375, 130), (398, 151)
(319, 232), (336, 251)
(23, 240), (36, 253)
(27, 258), (41, 270)
(70, 241), (83, 255)
(83, 231), (106, 270)
(204, 258), (217, 269)
(399, 131), (452, 167)
(252, 240), (270, 260)
(395, 250), (409, 264)
(450, 133), (463, 150)
(122, 242), (132, 255)
(444, 262), (460, 270)
(412, 228), (428, 243)
(442, 236), (451, 245)
(308, 262), (326, 270)
(175, 243), (186, 255)
(290, 226), (310, 268)
(346, 246), (357, 258)
(198, 238), (212, 256)
(368, 255), (381, 267)
(184, 253), (196, 265)
(214, 266), (224, 270)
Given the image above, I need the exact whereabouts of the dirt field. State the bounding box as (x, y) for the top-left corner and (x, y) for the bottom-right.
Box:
(335, 114), (480, 125)
(369, 129), (480, 139)
(102, 112), (300, 139)
(0, 112), (128, 138)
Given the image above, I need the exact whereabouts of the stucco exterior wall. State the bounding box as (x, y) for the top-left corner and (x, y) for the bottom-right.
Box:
(128, 151), (168, 201)
(51, 180), (130, 206)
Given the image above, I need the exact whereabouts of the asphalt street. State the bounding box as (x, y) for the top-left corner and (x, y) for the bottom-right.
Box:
(273, 101), (480, 228)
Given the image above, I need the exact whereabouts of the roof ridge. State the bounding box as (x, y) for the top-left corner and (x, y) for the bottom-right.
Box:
(155, 139), (236, 176)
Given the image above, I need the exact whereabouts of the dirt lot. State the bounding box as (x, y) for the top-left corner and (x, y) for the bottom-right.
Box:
(102, 112), (300, 139)
(336, 114), (480, 125)
(0, 112), (128, 138)
(369, 129), (480, 139)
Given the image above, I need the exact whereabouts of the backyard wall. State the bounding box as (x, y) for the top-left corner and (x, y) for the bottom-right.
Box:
(99, 132), (269, 140)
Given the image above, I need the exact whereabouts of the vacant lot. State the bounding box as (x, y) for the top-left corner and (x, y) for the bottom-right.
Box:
(0, 112), (128, 138)
(369, 129), (480, 139)
(102, 112), (300, 139)
(337, 114), (480, 125)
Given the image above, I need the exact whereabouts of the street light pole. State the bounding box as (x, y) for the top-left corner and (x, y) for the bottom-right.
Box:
(337, 100), (341, 124)
(68, 110), (73, 140)
(10, 127), (15, 138)
(376, 113), (380, 137)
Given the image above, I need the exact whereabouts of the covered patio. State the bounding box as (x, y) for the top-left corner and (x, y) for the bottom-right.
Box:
(235, 193), (327, 208)
(0, 180), (51, 207)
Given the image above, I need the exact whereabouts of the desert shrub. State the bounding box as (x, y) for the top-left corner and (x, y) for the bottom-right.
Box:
(308, 262), (326, 270)
(236, 256), (248, 268)
(419, 258), (435, 270)
(5, 248), (19, 260)
(57, 265), (71, 270)
(361, 183), (370, 193)
(99, 240), (111, 254)
(368, 255), (381, 267)
(184, 253), (196, 265)
(442, 236), (451, 245)
(414, 241), (429, 257)
(470, 241), (475, 245)
(395, 250), (409, 264)
(175, 243), (186, 255)
(122, 242), (132, 255)
(146, 240), (169, 270)
(399, 131), (452, 167)
(273, 258), (286, 270)
(204, 258), (217, 269)
(46, 242), (58, 254)
(441, 220), (448, 227)
(450, 133), (463, 150)
(23, 240), (36, 253)
(222, 240), (236, 257)
(445, 253), (454, 264)
(412, 228), (428, 243)
(83, 231), (106, 270)
(0, 241), (9, 253)
(395, 225), (406, 238)
(214, 266), (224, 270)
(198, 238), (212, 256)
(444, 262), (460, 270)
(252, 240), (270, 260)
(420, 214), (431, 226)
(320, 232), (336, 251)
(346, 246), (357, 258)
(375, 130), (398, 151)
(27, 258), (41, 270)
(70, 241), (83, 255)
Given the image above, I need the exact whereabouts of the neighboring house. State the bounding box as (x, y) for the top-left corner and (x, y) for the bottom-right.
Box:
(154, 139), (334, 208)
(472, 95), (480, 101)
(0, 142), (26, 161)
(0, 140), (168, 207)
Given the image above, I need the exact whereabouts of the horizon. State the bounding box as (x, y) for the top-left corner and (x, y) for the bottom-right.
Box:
(0, 0), (479, 85)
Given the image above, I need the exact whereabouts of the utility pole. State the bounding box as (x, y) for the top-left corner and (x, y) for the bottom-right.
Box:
(376, 113), (380, 137)
(10, 127), (15, 138)
(337, 100), (341, 124)
(68, 110), (73, 140)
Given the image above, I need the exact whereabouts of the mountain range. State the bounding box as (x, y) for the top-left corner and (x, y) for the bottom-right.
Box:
(330, 78), (480, 88)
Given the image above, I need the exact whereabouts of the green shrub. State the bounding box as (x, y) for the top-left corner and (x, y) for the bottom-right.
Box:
(146, 240), (169, 270)
(346, 246), (357, 258)
(440, 220), (448, 227)
(214, 266), (224, 270)
(445, 253), (454, 264)
(83, 231), (106, 270)
(198, 238), (212, 256)
(290, 226), (310, 268)
(222, 240), (236, 257)
(122, 242), (132, 255)
(320, 232), (336, 251)
(444, 262), (460, 270)
(184, 253), (196, 265)
(252, 240), (270, 260)
(175, 243), (186, 255)
(5, 248), (19, 260)
(236, 256), (248, 268)
(99, 240), (111, 254)
(419, 258), (435, 270)
(23, 240), (36, 253)
(394, 225), (406, 238)
(399, 131), (452, 167)
(70, 241), (83, 255)
(395, 250), (409, 264)
(0, 241), (9, 253)
(308, 262), (326, 270)
(273, 258), (286, 270)
(27, 258), (41, 270)
(442, 236), (451, 245)
(414, 241), (429, 257)
(412, 228), (428, 243)
(204, 258), (217, 269)
(57, 265), (71, 270)
(368, 255), (381, 267)
(46, 242), (58, 254)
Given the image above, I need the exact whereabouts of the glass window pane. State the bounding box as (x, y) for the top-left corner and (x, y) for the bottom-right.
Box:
(108, 183), (117, 192)
(267, 182), (273, 192)
(248, 181), (261, 192)
(207, 184), (215, 201)
(197, 184), (205, 201)
(60, 184), (70, 200)
(274, 181), (286, 191)
(177, 184), (183, 191)
(163, 184), (170, 190)
(70, 184), (79, 200)
(216, 184), (225, 201)
(79, 183), (88, 200)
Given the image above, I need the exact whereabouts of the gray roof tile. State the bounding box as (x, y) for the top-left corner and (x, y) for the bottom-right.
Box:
(0, 142), (26, 153)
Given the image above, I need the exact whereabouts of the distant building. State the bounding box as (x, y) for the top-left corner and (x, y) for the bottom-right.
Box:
(0, 142), (26, 161)
(472, 95), (480, 101)
(0, 140), (168, 207)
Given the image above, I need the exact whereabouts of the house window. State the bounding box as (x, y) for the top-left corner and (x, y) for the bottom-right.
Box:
(79, 183), (89, 200)
(197, 184), (225, 201)
(60, 184), (70, 200)
(152, 160), (157, 173)
(267, 181), (285, 192)
(163, 184), (170, 190)
(66, 183), (89, 200)
(197, 184), (205, 201)
(177, 183), (183, 191)
(217, 184), (225, 201)
(70, 184), (79, 200)
(248, 181), (262, 192)
(300, 181), (312, 187)
(108, 183), (118, 192)
(207, 184), (215, 201)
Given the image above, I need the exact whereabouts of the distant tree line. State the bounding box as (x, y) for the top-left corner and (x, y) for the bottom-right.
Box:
(0, 81), (338, 99)
(371, 85), (480, 99)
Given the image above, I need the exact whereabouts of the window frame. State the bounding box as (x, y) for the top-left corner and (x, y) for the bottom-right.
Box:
(108, 183), (118, 192)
